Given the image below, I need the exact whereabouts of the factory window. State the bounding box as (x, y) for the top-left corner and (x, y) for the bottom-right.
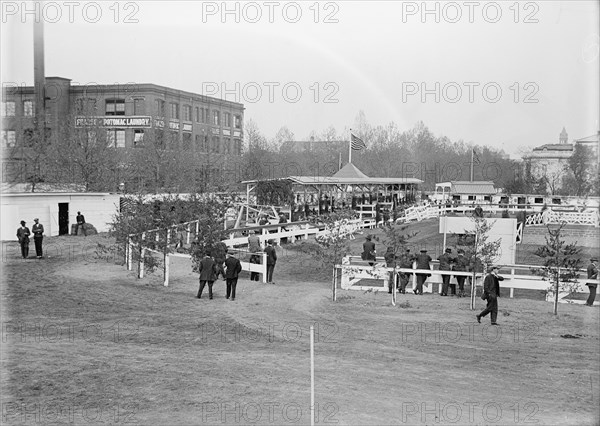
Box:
(105, 99), (125, 116)
(211, 136), (220, 153)
(183, 105), (192, 122)
(223, 112), (231, 127)
(195, 107), (200, 122)
(133, 99), (145, 115)
(234, 115), (242, 129)
(23, 101), (34, 117)
(213, 110), (220, 126)
(134, 130), (144, 147)
(170, 103), (179, 120)
(234, 139), (242, 155)
(223, 138), (231, 154)
(182, 132), (191, 150)
(155, 99), (165, 116)
(2, 101), (16, 117)
(1, 130), (16, 148)
(107, 129), (126, 148)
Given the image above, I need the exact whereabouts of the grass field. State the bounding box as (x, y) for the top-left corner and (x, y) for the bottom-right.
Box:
(1, 229), (599, 425)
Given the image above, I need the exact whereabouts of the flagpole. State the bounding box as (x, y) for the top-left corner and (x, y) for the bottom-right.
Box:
(470, 148), (474, 182)
(349, 129), (352, 164)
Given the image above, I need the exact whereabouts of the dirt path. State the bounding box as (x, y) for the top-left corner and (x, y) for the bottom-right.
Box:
(1, 234), (599, 425)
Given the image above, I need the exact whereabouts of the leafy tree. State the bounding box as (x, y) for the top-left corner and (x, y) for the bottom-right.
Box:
(310, 208), (357, 270)
(563, 144), (594, 196)
(464, 217), (502, 310)
(383, 223), (416, 266)
(109, 193), (236, 275)
(531, 223), (583, 315)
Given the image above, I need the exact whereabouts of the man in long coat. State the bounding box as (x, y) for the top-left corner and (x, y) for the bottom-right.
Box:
(16, 221), (30, 259)
(197, 252), (218, 299)
(264, 239), (277, 284)
(477, 265), (505, 325)
(224, 251), (243, 301)
(414, 249), (432, 295)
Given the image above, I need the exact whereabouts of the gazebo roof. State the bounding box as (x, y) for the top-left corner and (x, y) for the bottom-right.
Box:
(332, 163), (369, 179)
(242, 163), (422, 186)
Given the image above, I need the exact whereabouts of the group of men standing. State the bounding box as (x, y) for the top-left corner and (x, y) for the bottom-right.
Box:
(380, 242), (472, 297)
(16, 218), (44, 259)
(197, 250), (243, 301)
(196, 235), (278, 300)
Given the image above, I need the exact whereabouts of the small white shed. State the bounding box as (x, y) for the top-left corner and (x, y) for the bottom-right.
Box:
(1, 192), (121, 240)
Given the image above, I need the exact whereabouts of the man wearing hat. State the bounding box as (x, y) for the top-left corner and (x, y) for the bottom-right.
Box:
(414, 249), (432, 295)
(247, 230), (262, 281)
(16, 220), (31, 259)
(362, 235), (376, 266)
(32, 218), (44, 259)
(197, 251), (218, 299)
(264, 239), (277, 284)
(585, 257), (598, 306)
(398, 249), (415, 294)
(477, 265), (505, 325)
(453, 249), (469, 297)
(438, 248), (455, 296)
(224, 250), (243, 301)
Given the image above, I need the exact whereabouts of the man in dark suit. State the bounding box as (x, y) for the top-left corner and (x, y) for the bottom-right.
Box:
(438, 248), (455, 296)
(414, 249), (432, 295)
(477, 265), (505, 325)
(453, 249), (469, 297)
(362, 235), (376, 266)
(197, 252), (218, 299)
(76, 211), (86, 236)
(32, 218), (44, 259)
(398, 249), (414, 294)
(224, 250), (243, 301)
(264, 239), (277, 284)
(585, 257), (598, 306)
(16, 221), (30, 259)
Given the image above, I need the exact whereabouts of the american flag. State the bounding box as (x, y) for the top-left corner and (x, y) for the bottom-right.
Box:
(351, 133), (367, 150)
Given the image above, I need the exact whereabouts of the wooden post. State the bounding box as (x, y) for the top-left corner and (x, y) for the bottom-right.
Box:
(164, 254), (170, 287)
(391, 267), (397, 306)
(262, 252), (268, 283)
(310, 325), (315, 426)
(554, 267), (560, 315)
(332, 266), (337, 301)
(139, 247), (145, 278)
(127, 237), (133, 271)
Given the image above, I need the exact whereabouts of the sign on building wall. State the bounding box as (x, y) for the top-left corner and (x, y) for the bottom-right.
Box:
(75, 116), (152, 128)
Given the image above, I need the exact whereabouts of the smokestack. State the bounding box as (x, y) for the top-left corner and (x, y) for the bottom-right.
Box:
(33, 19), (45, 133)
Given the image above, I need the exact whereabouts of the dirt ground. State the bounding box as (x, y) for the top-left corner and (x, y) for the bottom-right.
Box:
(1, 232), (599, 425)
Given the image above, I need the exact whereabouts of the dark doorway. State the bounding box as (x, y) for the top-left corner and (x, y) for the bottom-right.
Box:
(58, 203), (69, 235)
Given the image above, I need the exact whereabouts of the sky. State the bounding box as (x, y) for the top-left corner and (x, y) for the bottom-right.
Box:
(1, 0), (599, 158)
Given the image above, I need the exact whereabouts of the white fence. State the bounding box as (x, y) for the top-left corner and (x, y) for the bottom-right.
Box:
(525, 210), (599, 227)
(401, 204), (599, 227)
(126, 218), (377, 286)
(335, 256), (599, 305)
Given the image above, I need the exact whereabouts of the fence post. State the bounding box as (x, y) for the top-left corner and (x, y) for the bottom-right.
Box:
(127, 237), (133, 271)
(262, 253), (268, 283)
(164, 254), (170, 287)
(139, 247), (145, 279)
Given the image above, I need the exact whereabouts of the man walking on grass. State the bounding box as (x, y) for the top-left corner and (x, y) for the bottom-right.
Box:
(265, 239), (277, 284)
(585, 257), (598, 306)
(224, 250), (242, 301)
(477, 265), (505, 325)
(197, 252), (218, 299)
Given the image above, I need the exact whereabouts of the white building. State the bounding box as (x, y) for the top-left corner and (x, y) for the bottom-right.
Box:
(1, 192), (120, 240)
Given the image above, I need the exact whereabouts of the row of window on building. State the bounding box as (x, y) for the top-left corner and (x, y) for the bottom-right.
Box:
(1, 100), (242, 129)
(2, 100), (34, 117)
(1, 128), (243, 155)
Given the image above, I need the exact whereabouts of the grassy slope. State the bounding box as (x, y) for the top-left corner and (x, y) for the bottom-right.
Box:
(0, 233), (599, 425)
